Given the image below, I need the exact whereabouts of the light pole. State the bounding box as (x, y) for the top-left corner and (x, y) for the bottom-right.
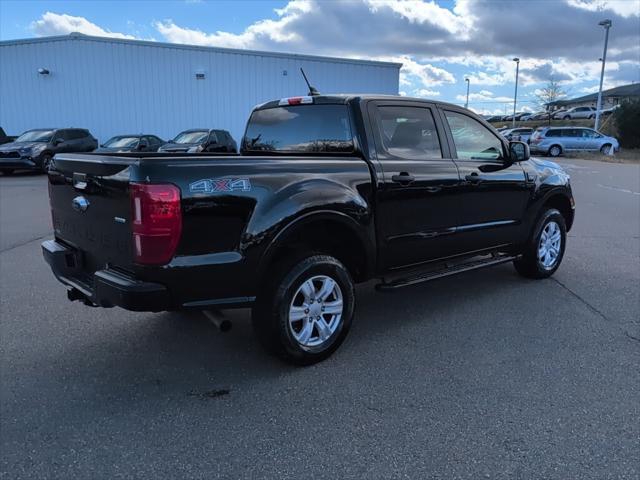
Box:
(595, 19), (612, 131)
(464, 78), (470, 109)
(512, 57), (520, 128)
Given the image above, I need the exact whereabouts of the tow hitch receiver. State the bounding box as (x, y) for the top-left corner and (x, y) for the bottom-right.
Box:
(67, 287), (98, 307)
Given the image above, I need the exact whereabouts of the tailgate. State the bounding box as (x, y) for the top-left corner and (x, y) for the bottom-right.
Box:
(48, 154), (136, 275)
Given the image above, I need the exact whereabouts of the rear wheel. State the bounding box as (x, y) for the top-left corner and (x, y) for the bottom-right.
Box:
(252, 254), (355, 365)
(589, 114), (595, 119)
(563, 115), (570, 120)
(548, 145), (562, 157)
(514, 208), (566, 279)
(600, 143), (612, 154)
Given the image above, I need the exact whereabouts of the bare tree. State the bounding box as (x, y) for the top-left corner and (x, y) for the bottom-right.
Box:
(535, 79), (568, 124)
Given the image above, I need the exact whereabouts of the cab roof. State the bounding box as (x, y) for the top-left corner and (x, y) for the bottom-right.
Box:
(254, 94), (462, 111)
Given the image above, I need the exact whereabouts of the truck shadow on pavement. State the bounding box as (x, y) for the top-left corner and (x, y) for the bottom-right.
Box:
(34, 264), (536, 402)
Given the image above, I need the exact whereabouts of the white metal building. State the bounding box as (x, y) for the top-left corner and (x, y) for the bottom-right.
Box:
(0, 33), (400, 144)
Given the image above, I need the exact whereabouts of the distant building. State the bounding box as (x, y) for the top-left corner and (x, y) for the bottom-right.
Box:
(547, 83), (640, 112)
(0, 33), (400, 143)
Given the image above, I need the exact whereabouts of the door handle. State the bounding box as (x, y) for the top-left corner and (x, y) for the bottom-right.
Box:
(465, 172), (482, 183)
(391, 172), (415, 185)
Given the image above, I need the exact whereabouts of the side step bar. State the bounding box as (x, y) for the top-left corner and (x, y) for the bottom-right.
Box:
(376, 254), (519, 291)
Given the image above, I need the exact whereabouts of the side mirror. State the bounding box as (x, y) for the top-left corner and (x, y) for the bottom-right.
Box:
(509, 141), (530, 162)
(54, 138), (64, 145)
(138, 142), (148, 150)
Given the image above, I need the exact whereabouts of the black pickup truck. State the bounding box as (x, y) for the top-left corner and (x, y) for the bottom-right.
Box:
(42, 94), (575, 365)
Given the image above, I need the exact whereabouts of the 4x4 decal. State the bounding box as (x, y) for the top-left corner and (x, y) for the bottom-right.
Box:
(189, 178), (252, 193)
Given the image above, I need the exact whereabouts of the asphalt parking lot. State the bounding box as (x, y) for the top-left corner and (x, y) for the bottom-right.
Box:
(1, 159), (638, 479)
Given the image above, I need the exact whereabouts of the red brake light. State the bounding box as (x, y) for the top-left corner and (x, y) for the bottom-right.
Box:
(278, 96), (313, 106)
(130, 183), (182, 265)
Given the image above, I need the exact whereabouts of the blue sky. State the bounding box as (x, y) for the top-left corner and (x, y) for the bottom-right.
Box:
(2, 0), (638, 114)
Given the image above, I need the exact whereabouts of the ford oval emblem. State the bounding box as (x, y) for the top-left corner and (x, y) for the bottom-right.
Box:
(72, 196), (90, 213)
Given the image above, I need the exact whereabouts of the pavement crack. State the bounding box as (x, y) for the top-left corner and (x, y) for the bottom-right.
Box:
(0, 233), (51, 254)
(624, 331), (640, 343)
(186, 388), (230, 399)
(551, 277), (611, 322)
(553, 277), (640, 345)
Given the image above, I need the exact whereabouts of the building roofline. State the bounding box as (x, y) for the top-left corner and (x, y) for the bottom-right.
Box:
(546, 82), (640, 106)
(0, 33), (403, 69)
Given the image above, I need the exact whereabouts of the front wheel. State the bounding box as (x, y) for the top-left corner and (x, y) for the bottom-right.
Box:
(600, 144), (612, 154)
(252, 255), (355, 365)
(40, 153), (53, 173)
(514, 208), (566, 279)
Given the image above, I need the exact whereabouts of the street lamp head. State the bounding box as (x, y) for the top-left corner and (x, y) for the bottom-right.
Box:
(599, 19), (612, 27)
(513, 57), (520, 63)
(465, 78), (470, 83)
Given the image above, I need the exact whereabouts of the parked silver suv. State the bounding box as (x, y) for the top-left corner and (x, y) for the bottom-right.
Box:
(529, 127), (619, 157)
(554, 106), (596, 120)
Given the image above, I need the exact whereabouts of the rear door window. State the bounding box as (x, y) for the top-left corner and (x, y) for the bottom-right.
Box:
(243, 104), (353, 153)
(372, 105), (442, 160)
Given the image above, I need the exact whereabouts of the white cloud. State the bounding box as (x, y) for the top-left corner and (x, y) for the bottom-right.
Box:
(364, 0), (472, 36)
(30, 12), (136, 39)
(155, 0), (312, 49)
(455, 90), (514, 102)
(567, 0), (640, 18)
(413, 88), (441, 97)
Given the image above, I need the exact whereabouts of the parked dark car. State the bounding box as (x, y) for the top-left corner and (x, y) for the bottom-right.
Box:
(0, 128), (97, 174)
(94, 134), (165, 153)
(0, 127), (17, 145)
(158, 129), (237, 153)
(42, 94), (574, 365)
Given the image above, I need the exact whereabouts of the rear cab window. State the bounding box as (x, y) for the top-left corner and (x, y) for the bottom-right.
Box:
(243, 104), (353, 153)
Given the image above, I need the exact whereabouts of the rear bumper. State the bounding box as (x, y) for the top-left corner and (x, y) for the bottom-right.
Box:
(42, 239), (169, 311)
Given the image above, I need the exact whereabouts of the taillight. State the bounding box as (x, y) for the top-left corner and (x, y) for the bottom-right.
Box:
(130, 183), (182, 265)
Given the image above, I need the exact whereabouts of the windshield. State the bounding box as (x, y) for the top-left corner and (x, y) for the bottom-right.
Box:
(15, 130), (54, 143)
(243, 104), (353, 153)
(173, 131), (208, 144)
(104, 136), (139, 148)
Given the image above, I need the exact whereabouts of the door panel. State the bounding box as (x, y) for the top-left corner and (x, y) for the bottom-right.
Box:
(369, 101), (463, 270)
(441, 109), (532, 251)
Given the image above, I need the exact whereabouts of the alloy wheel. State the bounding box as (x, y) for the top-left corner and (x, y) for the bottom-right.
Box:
(288, 275), (343, 348)
(538, 221), (562, 270)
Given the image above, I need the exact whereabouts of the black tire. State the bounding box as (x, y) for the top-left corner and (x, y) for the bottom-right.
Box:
(548, 145), (562, 157)
(252, 254), (355, 366)
(588, 114), (595, 119)
(40, 153), (53, 173)
(563, 115), (570, 120)
(514, 208), (567, 279)
(600, 143), (612, 154)
(2, 169), (14, 176)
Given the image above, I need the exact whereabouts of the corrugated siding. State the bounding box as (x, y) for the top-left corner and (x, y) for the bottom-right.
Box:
(0, 37), (399, 143)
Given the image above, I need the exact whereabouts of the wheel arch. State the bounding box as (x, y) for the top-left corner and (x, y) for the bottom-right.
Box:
(256, 210), (376, 287)
(541, 191), (574, 231)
